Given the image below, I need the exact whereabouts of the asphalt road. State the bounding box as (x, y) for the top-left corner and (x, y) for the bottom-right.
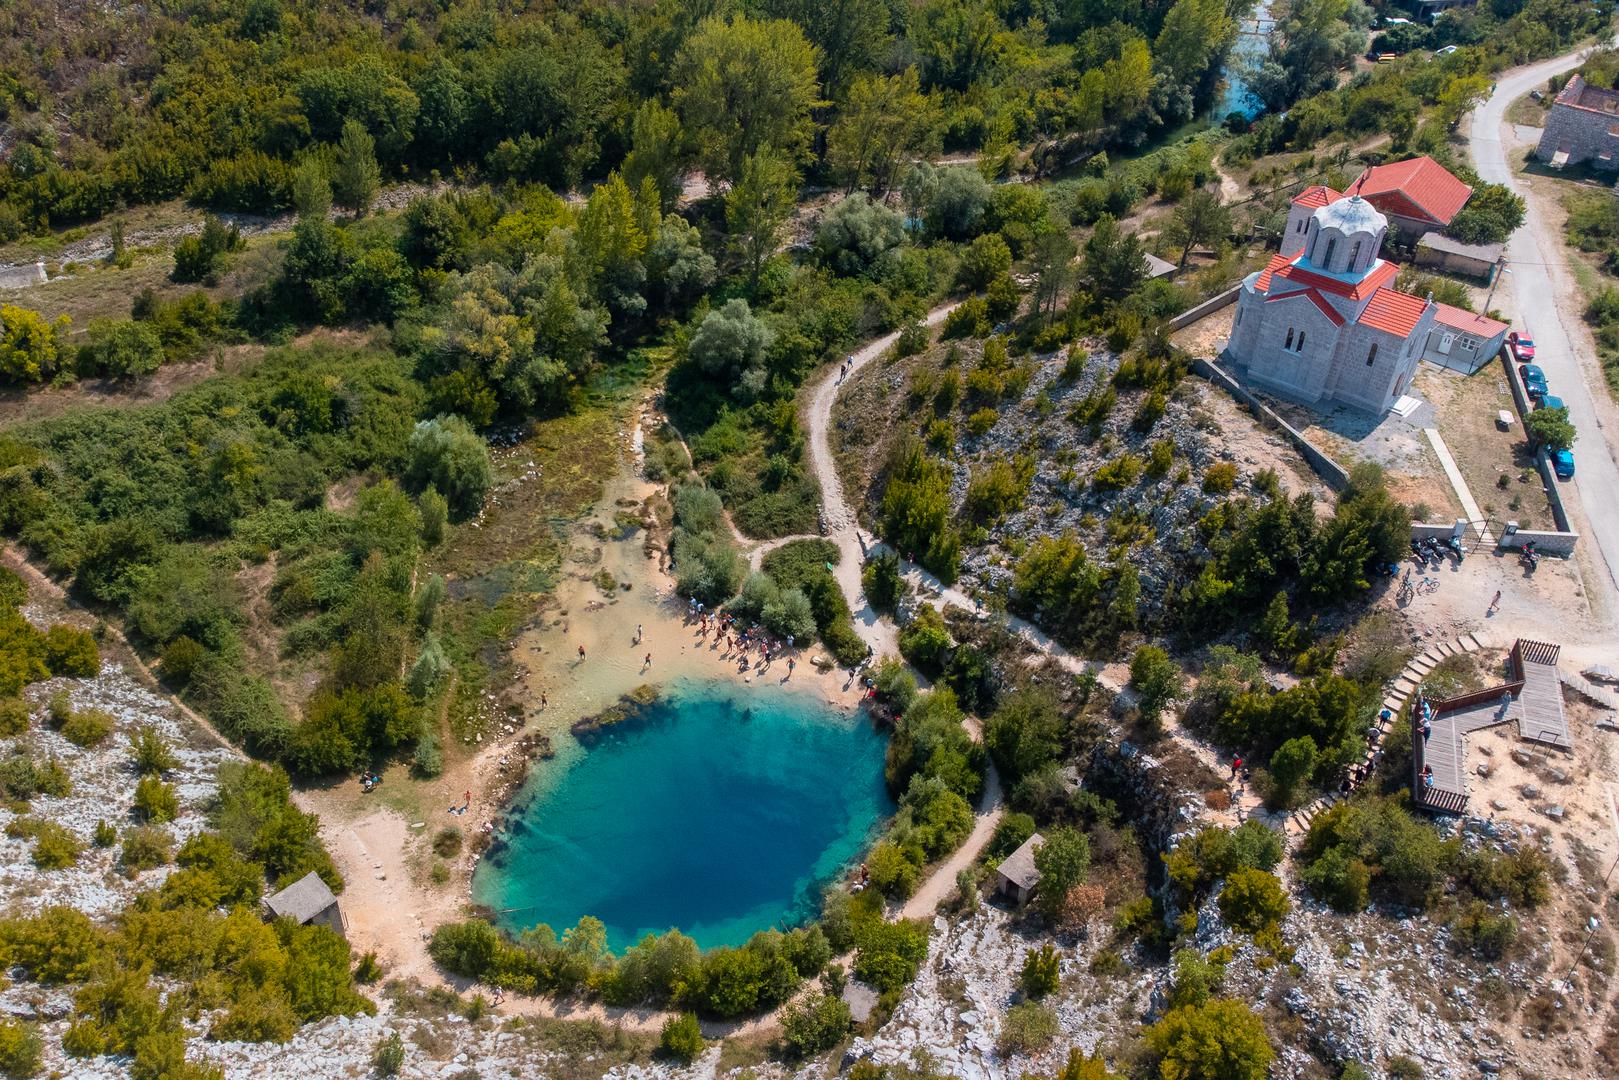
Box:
(1470, 43), (1619, 614)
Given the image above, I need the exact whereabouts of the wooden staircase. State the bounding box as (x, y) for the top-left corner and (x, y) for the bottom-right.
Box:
(1283, 632), (1485, 837)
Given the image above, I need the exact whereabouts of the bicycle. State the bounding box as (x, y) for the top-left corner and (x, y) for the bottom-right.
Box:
(1419, 576), (1440, 595)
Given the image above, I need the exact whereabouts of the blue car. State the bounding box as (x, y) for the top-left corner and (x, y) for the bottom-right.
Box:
(1539, 394), (1565, 411)
(1521, 364), (1548, 397)
(1554, 449), (1575, 479)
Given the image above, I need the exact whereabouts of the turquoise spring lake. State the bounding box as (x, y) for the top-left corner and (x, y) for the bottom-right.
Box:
(471, 678), (894, 952)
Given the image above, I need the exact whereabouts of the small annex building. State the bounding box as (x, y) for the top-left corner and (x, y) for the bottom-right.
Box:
(1537, 75), (1619, 171)
(1414, 232), (1502, 282)
(264, 871), (346, 937)
(996, 832), (1044, 904)
(1422, 303), (1509, 374)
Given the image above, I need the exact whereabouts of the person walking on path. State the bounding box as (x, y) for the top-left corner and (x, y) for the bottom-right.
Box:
(635, 624), (643, 644)
(1488, 590), (1501, 615)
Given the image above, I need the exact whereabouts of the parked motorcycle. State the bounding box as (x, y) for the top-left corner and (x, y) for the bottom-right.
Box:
(1520, 541), (1539, 571)
(1446, 536), (1465, 562)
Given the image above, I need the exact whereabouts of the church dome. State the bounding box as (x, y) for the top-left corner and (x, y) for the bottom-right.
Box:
(1302, 195), (1387, 276)
(1312, 194), (1386, 237)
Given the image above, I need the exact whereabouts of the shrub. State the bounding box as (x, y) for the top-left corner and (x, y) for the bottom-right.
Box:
(0, 1018), (41, 1079)
(1144, 999), (1272, 1080)
(133, 775), (180, 823)
(128, 726), (178, 775)
(780, 992), (851, 1057)
(93, 820), (117, 848)
(120, 825), (173, 874)
(1217, 868), (1289, 934)
(1167, 947), (1228, 1009)
(1451, 901), (1518, 960)
(406, 416), (493, 521)
(659, 1013), (704, 1063)
(866, 839), (920, 899)
(1091, 453), (1143, 491)
(1203, 462), (1239, 493)
(31, 822), (82, 870)
(412, 734), (444, 778)
(959, 233), (1012, 290)
(373, 1032), (405, 1077)
(1129, 646), (1183, 732)
(862, 552), (905, 614)
(433, 827), (463, 859)
(1020, 944), (1060, 999)
(942, 297), (990, 339)
(991, 812), (1037, 858)
(60, 708), (114, 748)
(1525, 406), (1576, 451)
(998, 1000), (1059, 1054)
(852, 919), (929, 992)
(41, 625), (98, 680)
(0, 698), (27, 736)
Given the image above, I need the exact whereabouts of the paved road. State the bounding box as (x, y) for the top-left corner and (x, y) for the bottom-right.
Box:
(1470, 43), (1619, 615)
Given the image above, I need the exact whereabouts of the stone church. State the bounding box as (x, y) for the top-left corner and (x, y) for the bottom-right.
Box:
(1226, 190), (1435, 415)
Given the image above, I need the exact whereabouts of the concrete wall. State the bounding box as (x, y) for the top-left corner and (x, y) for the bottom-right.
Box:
(1496, 529), (1580, 555)
(1167, 285), (1240, 330)
(1190, 356), (1350, 491)
(1497, 348), (1576, 534)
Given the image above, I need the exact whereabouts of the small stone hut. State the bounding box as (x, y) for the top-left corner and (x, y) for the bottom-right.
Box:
(264, 871), (346, 937)
(995, 832), (1044, 904)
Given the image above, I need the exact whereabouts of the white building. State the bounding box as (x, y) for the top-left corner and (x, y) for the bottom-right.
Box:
(1227, 192), (1434, 415)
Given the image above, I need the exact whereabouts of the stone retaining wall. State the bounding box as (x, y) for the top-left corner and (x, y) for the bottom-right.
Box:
(1189, 355), (1351, 491)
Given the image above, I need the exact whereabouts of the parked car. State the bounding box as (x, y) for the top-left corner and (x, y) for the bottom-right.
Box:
(1508, 331), (1536, 361)
(1521, 364), (1548, 397)
(1538, 394), (1566, 411)
(1554, 449), (1576, 479)
(1436, 45), (1459, 56)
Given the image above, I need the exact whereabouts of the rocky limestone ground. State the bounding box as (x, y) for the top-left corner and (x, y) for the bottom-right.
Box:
(834, 335), (1335, 627)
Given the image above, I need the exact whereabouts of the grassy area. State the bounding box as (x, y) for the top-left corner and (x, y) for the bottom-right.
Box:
(1505, 89), (1552, 129)
(429, 356), (661, 746)
(1426, 364), (1552, 530)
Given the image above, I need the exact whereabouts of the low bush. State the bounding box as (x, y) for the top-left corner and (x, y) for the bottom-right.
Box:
(659, 1013), (704, 1063)
(780, 992), (851, 1057)
(60, 709), (114, 748)
(998, 1000), (1058, 1054)
(133, 775), (180, 823)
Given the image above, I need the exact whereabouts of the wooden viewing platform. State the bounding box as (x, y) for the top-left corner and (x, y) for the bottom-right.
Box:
(1412, 639), (1570, 815)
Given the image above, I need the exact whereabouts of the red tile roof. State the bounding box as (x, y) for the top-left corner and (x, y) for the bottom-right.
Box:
(1357, 287), (1430, 337)
(1254, 253), (1291, 291)
(1274, 257), (1398, 301)
(1265, 288), (1345, 326)
(1291, 184), (1343, 209)
(1347, 156), (1473, 226)
(1432, 302), (1508, 337)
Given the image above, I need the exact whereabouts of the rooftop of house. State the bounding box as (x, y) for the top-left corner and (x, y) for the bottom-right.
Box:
(264, 871), (339, 924)
(1291, 184), (1344, 210)
(1346, 155), (1473, 226)
(1432, 301), (1508, 338)
(1555, 73), (1619, 114)
(997, 832), (1045, 891)
(1416, 231), (1503, 263)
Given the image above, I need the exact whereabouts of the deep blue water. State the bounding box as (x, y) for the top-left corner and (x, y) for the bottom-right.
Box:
(472, 679), (893, 952)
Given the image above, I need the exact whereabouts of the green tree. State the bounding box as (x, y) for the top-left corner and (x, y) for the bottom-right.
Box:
(1079, 215), (1147, 304)
(1144, 999), (1273, 1080)
(1130, 646), (1184, 731)
(1034, 827), (1091, 918)
(333, 120), (380, 217)
(291, 158), (333, 221)
(726, 151), (798, 293)
(659, 1013), (704, 1063)
(1525, 406), (1576, 451)
(0, 1017), (42, 1079)
(673, 15), (822, 183)
(689, 298), (774, 398)
(1447, 183), (1526, 246)
(1154, 0), (1238, 86)
(1020, 944), (1061, 999)
(406, 416), (493, 520)
(622, 101), (688, 213)
(79, 320), (165, 377)
(1164, 189), (1232, 266)
(1267, 736), (1318, 809)
(825, 68), (938, 195)
(0, 305), (71, 385)
(779, 992), (851, 1057)
(1029, 223), (1077, 323)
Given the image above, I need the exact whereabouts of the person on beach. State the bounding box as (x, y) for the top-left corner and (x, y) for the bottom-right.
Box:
(540, 692), (548, 709)
(636, 624), (643, 644)
(577, 645), (586, 660)
(786, 657), (795, 678)
(644, 652), (652, 668)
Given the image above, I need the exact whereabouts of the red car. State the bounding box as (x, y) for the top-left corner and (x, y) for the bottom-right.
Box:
(1509, 331), (1536, 362)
